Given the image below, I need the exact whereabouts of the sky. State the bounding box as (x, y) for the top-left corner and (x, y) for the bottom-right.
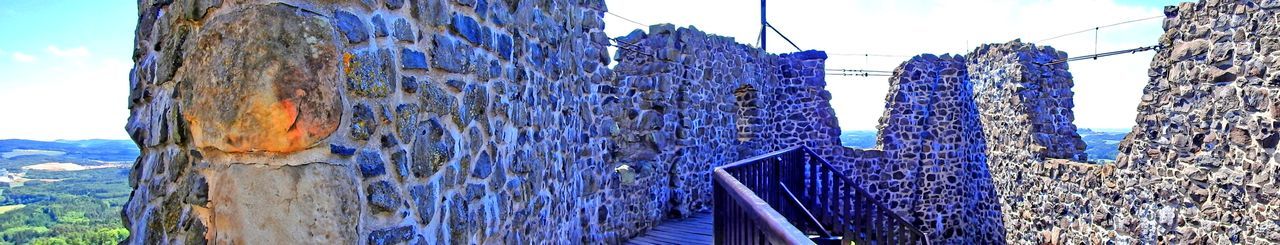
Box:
(0, 1), (136, 140)
(604, 0), (1182, 131)
(0, 0), (1179, 140)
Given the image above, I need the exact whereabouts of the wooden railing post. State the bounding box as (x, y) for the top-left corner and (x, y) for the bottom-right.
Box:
(713, 146), (930, 244)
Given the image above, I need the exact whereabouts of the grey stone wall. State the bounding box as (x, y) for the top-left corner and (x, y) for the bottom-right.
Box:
(867, 54), (1006, 244)
(965, 41), (1104, 243)
(610, 25), (835, 220)
(1108, 0), (1280, 243)
(969, 41), (1087, 162)
(127, 0), (1280, 244)
(970, 1), (1280, 243)
(123, 0), (838, 243)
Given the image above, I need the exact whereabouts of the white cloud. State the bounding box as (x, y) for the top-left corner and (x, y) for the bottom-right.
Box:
(0, 55), (132, 140)
(604, 0), (1177, 130)
(46, 45), (90, 58)
(11, 52), (35, 62)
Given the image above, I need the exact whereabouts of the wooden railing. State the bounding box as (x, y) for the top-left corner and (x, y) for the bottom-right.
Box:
(713, 146), (929, 244)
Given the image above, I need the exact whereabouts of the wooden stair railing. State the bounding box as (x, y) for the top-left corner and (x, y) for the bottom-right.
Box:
(712, 146), (930, 244)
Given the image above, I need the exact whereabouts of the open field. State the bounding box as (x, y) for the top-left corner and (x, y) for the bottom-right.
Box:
(0, 204), (25, 214)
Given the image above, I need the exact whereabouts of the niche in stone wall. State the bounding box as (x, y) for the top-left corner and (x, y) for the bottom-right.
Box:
(734, 85), (760, 141)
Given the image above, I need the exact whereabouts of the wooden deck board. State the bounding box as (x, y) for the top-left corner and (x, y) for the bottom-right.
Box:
(625, 212), (714, 245)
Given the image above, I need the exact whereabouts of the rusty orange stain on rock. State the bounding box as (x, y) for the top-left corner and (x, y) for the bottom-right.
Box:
(343, 52), (354, 74)
(178, 3), (341, 154)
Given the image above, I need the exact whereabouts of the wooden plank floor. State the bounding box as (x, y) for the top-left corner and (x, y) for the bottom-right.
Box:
(625, 212), (713, 245)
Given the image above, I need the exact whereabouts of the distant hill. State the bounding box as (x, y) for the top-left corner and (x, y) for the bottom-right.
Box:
(0, 139), (136, 243)
(839, 130), (878, 149)
(839, 128), (1131, 161)
(0, 139), (138, 170)
(1077, 128), (1129, 162)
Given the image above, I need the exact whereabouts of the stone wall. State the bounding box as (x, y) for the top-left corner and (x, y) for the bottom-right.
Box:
(965, 41), (1107, 243)
(123, 0), (839, 243)
(609, 25), (836, 219)
(126, 0), (1280, 244)
(969, 41), (1087, 162)
(864, 54), (1005, 243)
(973, 1), (1280, 243)
(1107, 0), (1280, 243)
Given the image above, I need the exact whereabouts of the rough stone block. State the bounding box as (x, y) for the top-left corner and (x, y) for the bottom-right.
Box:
(180, 3), (341, 153)
(358, 149), (387, 177)
(401, 48), (428, 70)
(366, 180), (402, 213)
(334, 10), (369, 43)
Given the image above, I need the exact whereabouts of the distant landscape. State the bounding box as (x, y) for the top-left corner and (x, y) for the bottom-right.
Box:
(841, 128), (1130, 161)
(0, 129), (1128, 244)
(0, 139), (136, 244)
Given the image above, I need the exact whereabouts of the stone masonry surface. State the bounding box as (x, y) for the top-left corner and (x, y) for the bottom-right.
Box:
(124, 0), (1280, 244)
(124, 0), (834, 243)
(967, 1), (1280, 243)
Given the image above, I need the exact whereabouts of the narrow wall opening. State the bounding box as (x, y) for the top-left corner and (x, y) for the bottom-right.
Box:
(734, 85), (759, 142)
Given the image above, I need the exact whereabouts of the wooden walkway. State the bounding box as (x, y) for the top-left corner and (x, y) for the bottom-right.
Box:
(625, 212), (713, 244)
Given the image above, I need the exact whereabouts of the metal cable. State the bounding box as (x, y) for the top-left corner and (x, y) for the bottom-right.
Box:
(1040, 45), (1161, 66)
(766, 22), (803, 52)
(1036, 15), (1163, 42)
(605, 11), (648, 28)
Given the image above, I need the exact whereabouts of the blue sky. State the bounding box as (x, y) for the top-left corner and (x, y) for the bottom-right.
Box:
(605, 0), (1183, 131)
(0, 0), (135, 140)
(0, 0), (1180, 140)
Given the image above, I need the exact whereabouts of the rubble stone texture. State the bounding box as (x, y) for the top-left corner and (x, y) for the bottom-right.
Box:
(125, 0), (1280, 244)
(969, 1), (1280, 244)
(124, 0), (832, 243)
(1105, 1), (1280, 243)
(966, 41), (1105, 243)
(878, 55), (1005, 244)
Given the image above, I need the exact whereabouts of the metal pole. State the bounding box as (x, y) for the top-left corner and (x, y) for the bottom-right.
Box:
(760, 0), (766, 51)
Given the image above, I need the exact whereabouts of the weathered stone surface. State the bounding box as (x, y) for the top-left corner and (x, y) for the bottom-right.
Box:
(206, 163), (359, 244)
(874, 54), (1005, 244)
(130, 1), (865, 244)
(411, 118), (453, 178)
(460, 84), (487, 125)
(391, 148), (410, 179)
(494, 33), (513, 60)
(470, 150), (491, 179)
(179, 3), (341, 154)
(409, 184), (436, 225)
(379, 133), (400, 148)
(394, 104), (420, 142)
(358, 149), (387, 178)
(401, 48), (428, 70)
(419, 79), (458, 124)
(430, 34), (469, 73)
(330, 143), (357, 156)
(173, 0), (222, 21)
(335, 10), (369, 43)
(383, 0), (403, 10)
(450, 13), (481, 44)
(345, 49), (396, 97)
(352, 103), (378, 141)
(400, 76), (419, 94)
(366, 180), (402, 213)
(371, 15), (388, 37)
(393, 18), (414, 42)
(155, 24), (189, 86)
(367, 225), (413, 245)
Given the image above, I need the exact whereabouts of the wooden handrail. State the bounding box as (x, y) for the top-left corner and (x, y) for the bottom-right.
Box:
(713, 146), (931, 244)
(713, 168), (815, 245)
(798, 147), (924, 237)
(778, 181), (833, 238)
